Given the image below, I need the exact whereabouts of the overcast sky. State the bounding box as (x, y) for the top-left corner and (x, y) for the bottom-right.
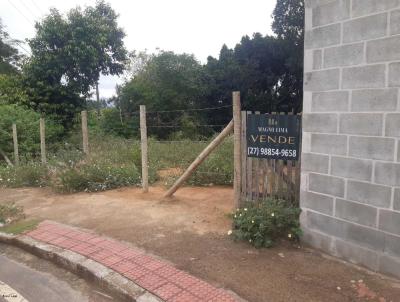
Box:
(1, 0), (276, 98)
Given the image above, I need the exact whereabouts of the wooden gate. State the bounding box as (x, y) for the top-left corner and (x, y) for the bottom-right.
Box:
(240, 111), (301, 204)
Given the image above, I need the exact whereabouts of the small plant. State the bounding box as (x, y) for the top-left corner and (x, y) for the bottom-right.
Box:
(0, 202), (25, 226)
(230, 198), (301, 248)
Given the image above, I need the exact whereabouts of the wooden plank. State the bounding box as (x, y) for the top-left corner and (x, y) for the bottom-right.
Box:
(287, 112), (293, 201)
(12, 123), (19, 165)
(246, 112), (253, 202)
(233, 91), (242, 208)
(140, 105), (149, 193)
(241, 110), (247, 203)
(294, 112), (303, 204)
(81, 111), (89, 155)
(253, 111), (260, 201)
(40, 117), (46, 164)
(261, 158), (268, 200)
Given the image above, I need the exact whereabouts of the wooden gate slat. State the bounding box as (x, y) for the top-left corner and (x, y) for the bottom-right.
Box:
(241, 111), (247, 203)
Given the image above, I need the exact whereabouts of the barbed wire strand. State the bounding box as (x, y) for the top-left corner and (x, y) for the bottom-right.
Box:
(146, 104), (232, 114)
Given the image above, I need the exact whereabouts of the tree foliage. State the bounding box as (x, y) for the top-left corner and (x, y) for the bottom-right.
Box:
(0, 19), (22, 75)
(0, 105), (63, 159)
(23, 0), (128, 126)
(117, 51), (209, 138)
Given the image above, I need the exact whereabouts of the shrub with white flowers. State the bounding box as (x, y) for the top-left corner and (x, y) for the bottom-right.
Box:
(231, 198), (301, 248)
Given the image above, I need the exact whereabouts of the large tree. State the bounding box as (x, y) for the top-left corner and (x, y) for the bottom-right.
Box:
(204, 0), (304, 114)
(23, 1), (128, 125)
(0, 19), (22, 75)
(272, 0), (304, 112)
(117, 51), (209, 138)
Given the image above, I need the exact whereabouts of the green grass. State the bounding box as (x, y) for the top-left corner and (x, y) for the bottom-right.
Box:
(0, 219), (39, 235)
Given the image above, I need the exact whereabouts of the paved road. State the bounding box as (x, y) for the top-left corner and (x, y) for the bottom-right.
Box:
(0, 243), (118, 302)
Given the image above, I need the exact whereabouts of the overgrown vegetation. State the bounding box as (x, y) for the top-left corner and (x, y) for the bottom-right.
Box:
(231, 198), (301, 248)
(0, 202), (25, 225)
(0, 131), (234, 192)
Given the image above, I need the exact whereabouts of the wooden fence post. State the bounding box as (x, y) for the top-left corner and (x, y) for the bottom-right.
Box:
(233, 91), (242, 209)
(40, 117), (46, 164)
(81, 110), (89, 155)
(12, 123), (19, 165)
(140, 105), (149, 193)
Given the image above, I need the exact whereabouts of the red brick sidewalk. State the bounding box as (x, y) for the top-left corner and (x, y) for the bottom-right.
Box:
(26, 221), (238, 302)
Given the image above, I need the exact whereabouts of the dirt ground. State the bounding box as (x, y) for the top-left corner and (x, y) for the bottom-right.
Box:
(1, 186), (400, 302)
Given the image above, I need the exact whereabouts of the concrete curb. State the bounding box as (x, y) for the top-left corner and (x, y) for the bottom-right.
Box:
(0, 232), (162, 302)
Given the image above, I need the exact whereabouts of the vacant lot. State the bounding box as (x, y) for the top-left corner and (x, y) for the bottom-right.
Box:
(1, 186), (399, 302)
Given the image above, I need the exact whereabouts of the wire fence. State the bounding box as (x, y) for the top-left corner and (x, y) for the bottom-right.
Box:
(0, 104), (234, 187)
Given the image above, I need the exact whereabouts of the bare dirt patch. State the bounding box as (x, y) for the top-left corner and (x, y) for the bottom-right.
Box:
(1, 186), (399, 302)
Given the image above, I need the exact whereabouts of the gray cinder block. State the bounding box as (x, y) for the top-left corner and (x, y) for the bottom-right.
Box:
(303, 113), (338, 133)
(343, 13), (387, 43)
(312, 91), (349, 112)
(304, 69), (340, 91)
(309, 173), (345, 197)
(347, 180), (392, 208)
(331, 156), (372, 181)
(335, 198), (377, 227)
(324, 43), (364, 68)
(311, 134), (347, 155)
(349, 136), (395, 161)
(301, 190), (334, 215)
(339, 113), (383, 136)
(342, 65), (386, 89)
(351, 89), (398, 112)
(305, 23), (341, 49)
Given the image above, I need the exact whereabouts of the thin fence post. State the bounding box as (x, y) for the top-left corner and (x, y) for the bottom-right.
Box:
(140, 105), (149, 193)
(81, 110), (89, 155)
(40, 117), (46, 164)
(233, 91), (242, 209)
(12, 123), (19, 165)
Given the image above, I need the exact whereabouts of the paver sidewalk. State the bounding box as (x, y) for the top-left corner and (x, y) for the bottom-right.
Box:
(26, 221), (239, 302)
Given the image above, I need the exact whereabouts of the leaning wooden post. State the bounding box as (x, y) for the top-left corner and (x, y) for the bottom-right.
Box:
(164, 120), (234, 198)
(140, 105), (149, 193)
(81, 110), (89, 155)
(40, 117), (46, 164)
(12, 123), (19, 165)
(233, 91), (242, 209)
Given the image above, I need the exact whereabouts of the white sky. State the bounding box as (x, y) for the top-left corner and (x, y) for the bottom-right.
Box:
(1, 0), (276, 98)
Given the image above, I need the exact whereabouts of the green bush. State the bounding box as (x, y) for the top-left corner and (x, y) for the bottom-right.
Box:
(0, 104), (64, 160)
(231, 198), (302, 248)
(0, 163), (49, 187)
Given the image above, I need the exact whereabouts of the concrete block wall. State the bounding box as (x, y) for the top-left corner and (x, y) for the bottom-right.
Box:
(302, 0), (400, 278)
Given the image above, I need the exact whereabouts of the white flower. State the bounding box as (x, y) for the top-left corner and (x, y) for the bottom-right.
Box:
(252, 220), (255, 224)
(234, 214), (237, 218)
(227, 230), (233, 235)
(288, 234), (292, 238)
(271, 213), (275, 217)
(249, 239), (252, 242)
(244, 208), (248, 211)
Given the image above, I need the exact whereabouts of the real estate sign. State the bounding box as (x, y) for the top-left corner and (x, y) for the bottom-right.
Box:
(246, 114), (301, 160)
